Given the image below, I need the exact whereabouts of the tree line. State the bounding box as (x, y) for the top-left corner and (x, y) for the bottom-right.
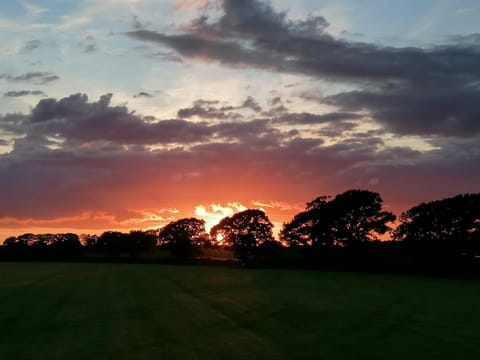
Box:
(1, 190), (479, 275)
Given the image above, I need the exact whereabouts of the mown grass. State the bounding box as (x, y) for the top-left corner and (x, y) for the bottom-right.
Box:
(0, 262), (479, 359)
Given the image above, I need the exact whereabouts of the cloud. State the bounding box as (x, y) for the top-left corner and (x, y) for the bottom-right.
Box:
(0, 94), (281, 152)
(23, 39), (41, 51)
(133, 91), (153, 98)
(251, 201), (304, 212)
(241, 96), (262, 112)
(174, 0), (212, 11)
(194, 202), (247, 230)
(177, 97), (260, 120)
(84, 44), (96, 53)
(0, 72), (60, 84)
(22, 3), (49, 16)
(276, 111), (363, 125)
(127, 0), (480, 138)
(3, 90), (46, 97)
(323, 84), (480, 137)
(0, 90), (479, 234)
(147, 51), (184, 63)
(177, 99), (233, 119)
(3, 116), (473, 224)
(80, 35), (97, 53)
(0, 93), (218, 146)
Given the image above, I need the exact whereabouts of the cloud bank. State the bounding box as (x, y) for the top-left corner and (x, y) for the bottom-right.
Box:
(128, 0), (480, 138)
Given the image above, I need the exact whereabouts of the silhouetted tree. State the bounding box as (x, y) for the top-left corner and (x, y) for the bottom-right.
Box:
(281, 190), (396, 248)
(50, 233), (82, 257)
(159, 218), (206, 258)
(210, 209), (274, 261)
(2, 235), (30, 255)
(95, 230), (157, 258)
(96, 231), (126, 258)
(127, 230), (157, 254)
(3, 236), (19, 246)
(2, 232), (82, 259)
(393, 193), (480, 255)
(13, 233), (36, 246)
(280, 196), (331, 247)
(81, 234), (98, 247)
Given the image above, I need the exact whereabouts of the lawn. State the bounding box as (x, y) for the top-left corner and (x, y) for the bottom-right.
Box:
(0, 262), (479, 359)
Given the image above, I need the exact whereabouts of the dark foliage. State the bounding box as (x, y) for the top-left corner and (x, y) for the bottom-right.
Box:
(280, 190), (396, 248)
(2, 232), (82, 259)
(94, 230), (156, 258)
(159, 217), (206, 258)
(393, 193), (480, 256)
(1, 190), (480, 277)
(210, 209), (274, 262)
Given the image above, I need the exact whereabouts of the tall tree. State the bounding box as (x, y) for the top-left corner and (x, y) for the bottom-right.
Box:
(127, 230), (157, 253)
(280, 196), (332, 247)
(96, 231), (126, 257)
(50, 233), (82, 257)
(210, 209), (274, 261)
(159, 218), (206, 258)
(329, 190), (396, 246)
(281, 190), (396, 247)
(393, 193), (480, 254)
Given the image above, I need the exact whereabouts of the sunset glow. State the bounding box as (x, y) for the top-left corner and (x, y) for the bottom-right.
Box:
(0, 1), (479, 240)
(215, 232), (225, 246)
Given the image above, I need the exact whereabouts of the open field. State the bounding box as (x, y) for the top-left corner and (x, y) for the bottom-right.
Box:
(0, 263), (479, 359)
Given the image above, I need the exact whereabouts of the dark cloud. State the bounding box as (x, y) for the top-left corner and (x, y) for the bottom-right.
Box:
(84, 44), (97, 53)
(277, 112), (363, 125)
(0, 94), (280, 149)
(241, 96), (262, 112)
(3, 90), (47, 97)
(217, 0), (289, 37)
(128, 30), (278, 69)
(178, 99), (238, 120)
(147, 51), (184, 63)
(133, 91), (153, 98)
(127, 0), (480, 138)
(23, 39), (41, 51)
(324, 85), (480, 137)
(0, 93), (215, 146)
(177, 97), (261, 120)
(80, 35), (97, 53)
(315, 122), (359, 137)
(213, 119), (273, 140)
(0, 72), (60, 84)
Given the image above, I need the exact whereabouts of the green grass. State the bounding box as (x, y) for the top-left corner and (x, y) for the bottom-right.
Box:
(0, 263), (479, 359)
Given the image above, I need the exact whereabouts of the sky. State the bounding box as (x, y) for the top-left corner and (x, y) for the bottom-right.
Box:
(0, 0), (479, 239)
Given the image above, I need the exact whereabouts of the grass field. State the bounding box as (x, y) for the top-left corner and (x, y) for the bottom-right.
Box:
(0, 263), (479, 359)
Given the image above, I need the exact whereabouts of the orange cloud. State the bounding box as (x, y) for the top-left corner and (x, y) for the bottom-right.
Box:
(194, 202), (248, 231)
(174, 0), (211, 11)
(0, 207), (182, 240)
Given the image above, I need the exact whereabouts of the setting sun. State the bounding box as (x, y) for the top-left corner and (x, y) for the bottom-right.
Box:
(215, 232), (224, 246)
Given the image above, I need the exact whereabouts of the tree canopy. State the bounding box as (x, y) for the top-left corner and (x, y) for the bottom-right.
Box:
(281, 190), (396, 247)
(159, 217), (206, 258)
(2, 190), (480, 275)
(393, 193), (480, 253)
(210, 209), (274, 261)
(95, 230), (156, 257)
